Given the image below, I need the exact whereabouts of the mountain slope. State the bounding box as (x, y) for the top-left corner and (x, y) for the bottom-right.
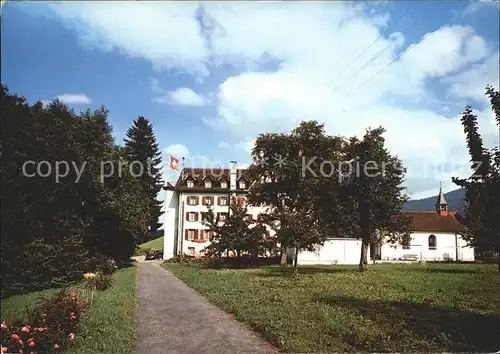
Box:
(403, 188), (465, 211)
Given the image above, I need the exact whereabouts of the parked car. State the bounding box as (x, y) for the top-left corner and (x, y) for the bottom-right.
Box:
(145, 250), (163, 260)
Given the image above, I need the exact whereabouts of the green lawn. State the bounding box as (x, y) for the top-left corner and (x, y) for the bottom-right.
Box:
(67, 264), (137, 354)
(2, 287), (62, 324)
(139, 236), (164, 250)
(163, 262), (500, 353)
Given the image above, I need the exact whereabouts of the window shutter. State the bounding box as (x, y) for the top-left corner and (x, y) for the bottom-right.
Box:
(195, 196), (199, 205)
(200, 229), (205, 241)
(185, 229), (189, 240)
(194, 229), (199, 240)
(217, 197), (221, 206)
(185, 212), (189, 221)
(195, 212), (199, 221)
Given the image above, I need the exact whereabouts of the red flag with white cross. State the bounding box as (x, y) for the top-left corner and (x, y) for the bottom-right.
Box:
(169, 156), (179, 171)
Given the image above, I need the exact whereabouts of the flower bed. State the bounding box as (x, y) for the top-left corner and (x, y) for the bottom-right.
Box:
(1, 291), (87, 353)
(2, 266), (118, 353)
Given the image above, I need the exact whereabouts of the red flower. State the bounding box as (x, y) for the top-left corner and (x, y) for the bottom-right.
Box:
(71, 292), (78, 298)
(19, 350), (24, 354)
(54, 344), (60, 350)
(21, 326), (30, 333)
(70, 315), (76, 320)
(1, 347), (7, 353)
(18, 339), (24, 345)
(11, 333), (20, 340)
(68, 333), (75, 341)
(27, 339), (35, 347)
(70, 312), (75, 316)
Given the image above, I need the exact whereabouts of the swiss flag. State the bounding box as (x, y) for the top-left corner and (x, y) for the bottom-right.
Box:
(169, 156), (180, 171)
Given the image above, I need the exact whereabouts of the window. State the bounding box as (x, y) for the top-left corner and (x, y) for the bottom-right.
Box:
(204, 180), (212, 188)
(188, 196), (198, 206)
(187, 247), (195, 255)
(239, 181), (246, 189)
(201, 212), (210, 222)
(187, 180), (194, 188)
(220, 181), (227, 188)
(218, 212), (228, 221)
(402, 238), (410, 250)
(219, 197), (228, 206)
(204, 230), (214, 240)
(203, 196), (213, 206)
(186, 212), (197, 222)
(187, 230), (195, 241)
(428, 234), (437, 250)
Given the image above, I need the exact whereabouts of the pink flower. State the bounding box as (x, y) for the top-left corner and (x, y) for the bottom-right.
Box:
(18, 339), (24, 345)
(54, 344), (60, 350)
(27, 339), (35, 347)
(70, 312), (75, 316)
(70, 315), (76, 320)
(72, 291), (78, 298)
(68, 333), (75, 341)
(21, 326), (30, 333)
(1, 322), (7, 330)
(11, 333), (20, 340)
(19, 350), (24, 354)
(1, 347), (7, 353)
(37, 327), (46, 332)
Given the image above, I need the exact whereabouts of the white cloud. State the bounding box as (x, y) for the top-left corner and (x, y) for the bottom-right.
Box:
(462, 0), (499, 16)
(149, 77), (209, 106)
(54, 94), (91, 104)
(163, 144), (190, 157)
(43, 2), (499, 196)
(164, 88), (210, 106)
(218, 141), (231, 148)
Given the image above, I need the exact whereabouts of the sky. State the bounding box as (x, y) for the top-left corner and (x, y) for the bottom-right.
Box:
(2, 0), (499, 200)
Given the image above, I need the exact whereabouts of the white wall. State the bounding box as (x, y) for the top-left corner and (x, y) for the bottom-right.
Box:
(162, 188), (179, 259)
(289, 239), (368, 265)
(179, 192), (270, 256)
(380, 232), (475, 262)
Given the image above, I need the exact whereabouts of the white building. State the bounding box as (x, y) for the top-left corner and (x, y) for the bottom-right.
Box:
(286, 187), (474, 264)
(162, 165), (269, 259)
(163, 168), (474, 264)
(375, 188), (474, 262)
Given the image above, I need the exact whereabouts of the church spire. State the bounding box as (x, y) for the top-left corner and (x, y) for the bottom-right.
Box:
(436, 183), (448, 216)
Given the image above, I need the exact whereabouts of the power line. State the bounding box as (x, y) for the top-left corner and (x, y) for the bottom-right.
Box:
(270, 7), (412, 134)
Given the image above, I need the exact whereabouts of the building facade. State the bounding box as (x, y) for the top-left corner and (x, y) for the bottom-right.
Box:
(163, 168), (474, 263)
(162, 166), (269, 259)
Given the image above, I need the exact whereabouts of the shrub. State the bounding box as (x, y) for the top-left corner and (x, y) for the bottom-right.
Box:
(83, 273), (113, 291)
(1, 290), (88, 353)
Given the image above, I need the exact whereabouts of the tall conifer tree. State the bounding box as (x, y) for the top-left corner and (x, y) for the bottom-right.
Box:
(124, 116), (163, 237)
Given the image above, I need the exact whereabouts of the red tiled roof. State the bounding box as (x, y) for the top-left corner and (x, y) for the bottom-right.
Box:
(402, 211), (465, 233)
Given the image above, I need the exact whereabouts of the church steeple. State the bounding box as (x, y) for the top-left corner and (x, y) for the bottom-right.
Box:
(436, 183), (448, 216)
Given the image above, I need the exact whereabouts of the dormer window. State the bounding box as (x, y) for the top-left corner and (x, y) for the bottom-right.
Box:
(239, 181), (246, 189)
(187, 180), (194, 188)
(220, 181), (227, 189)
(205, 180), (212, 188)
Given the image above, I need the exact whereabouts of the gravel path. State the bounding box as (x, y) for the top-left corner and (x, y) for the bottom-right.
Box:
(135, 260), (279, 354)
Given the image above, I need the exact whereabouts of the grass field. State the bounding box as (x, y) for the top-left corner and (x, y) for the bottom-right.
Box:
(67, 264), (137, 354)
(163, 262), (500, 353)
(139, 236), (164, 250)
(1, 287), (62, 324)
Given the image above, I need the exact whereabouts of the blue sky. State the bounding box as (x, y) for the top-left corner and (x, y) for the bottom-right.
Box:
(2, 1), (499, 198)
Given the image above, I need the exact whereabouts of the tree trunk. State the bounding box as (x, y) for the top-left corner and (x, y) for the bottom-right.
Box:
(293, 247), (299, 278)
(359, 241), (369, 272)
(237, 249), (241, 259)
(497, 251), (500, 273)
(280, 247), (287, 266)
